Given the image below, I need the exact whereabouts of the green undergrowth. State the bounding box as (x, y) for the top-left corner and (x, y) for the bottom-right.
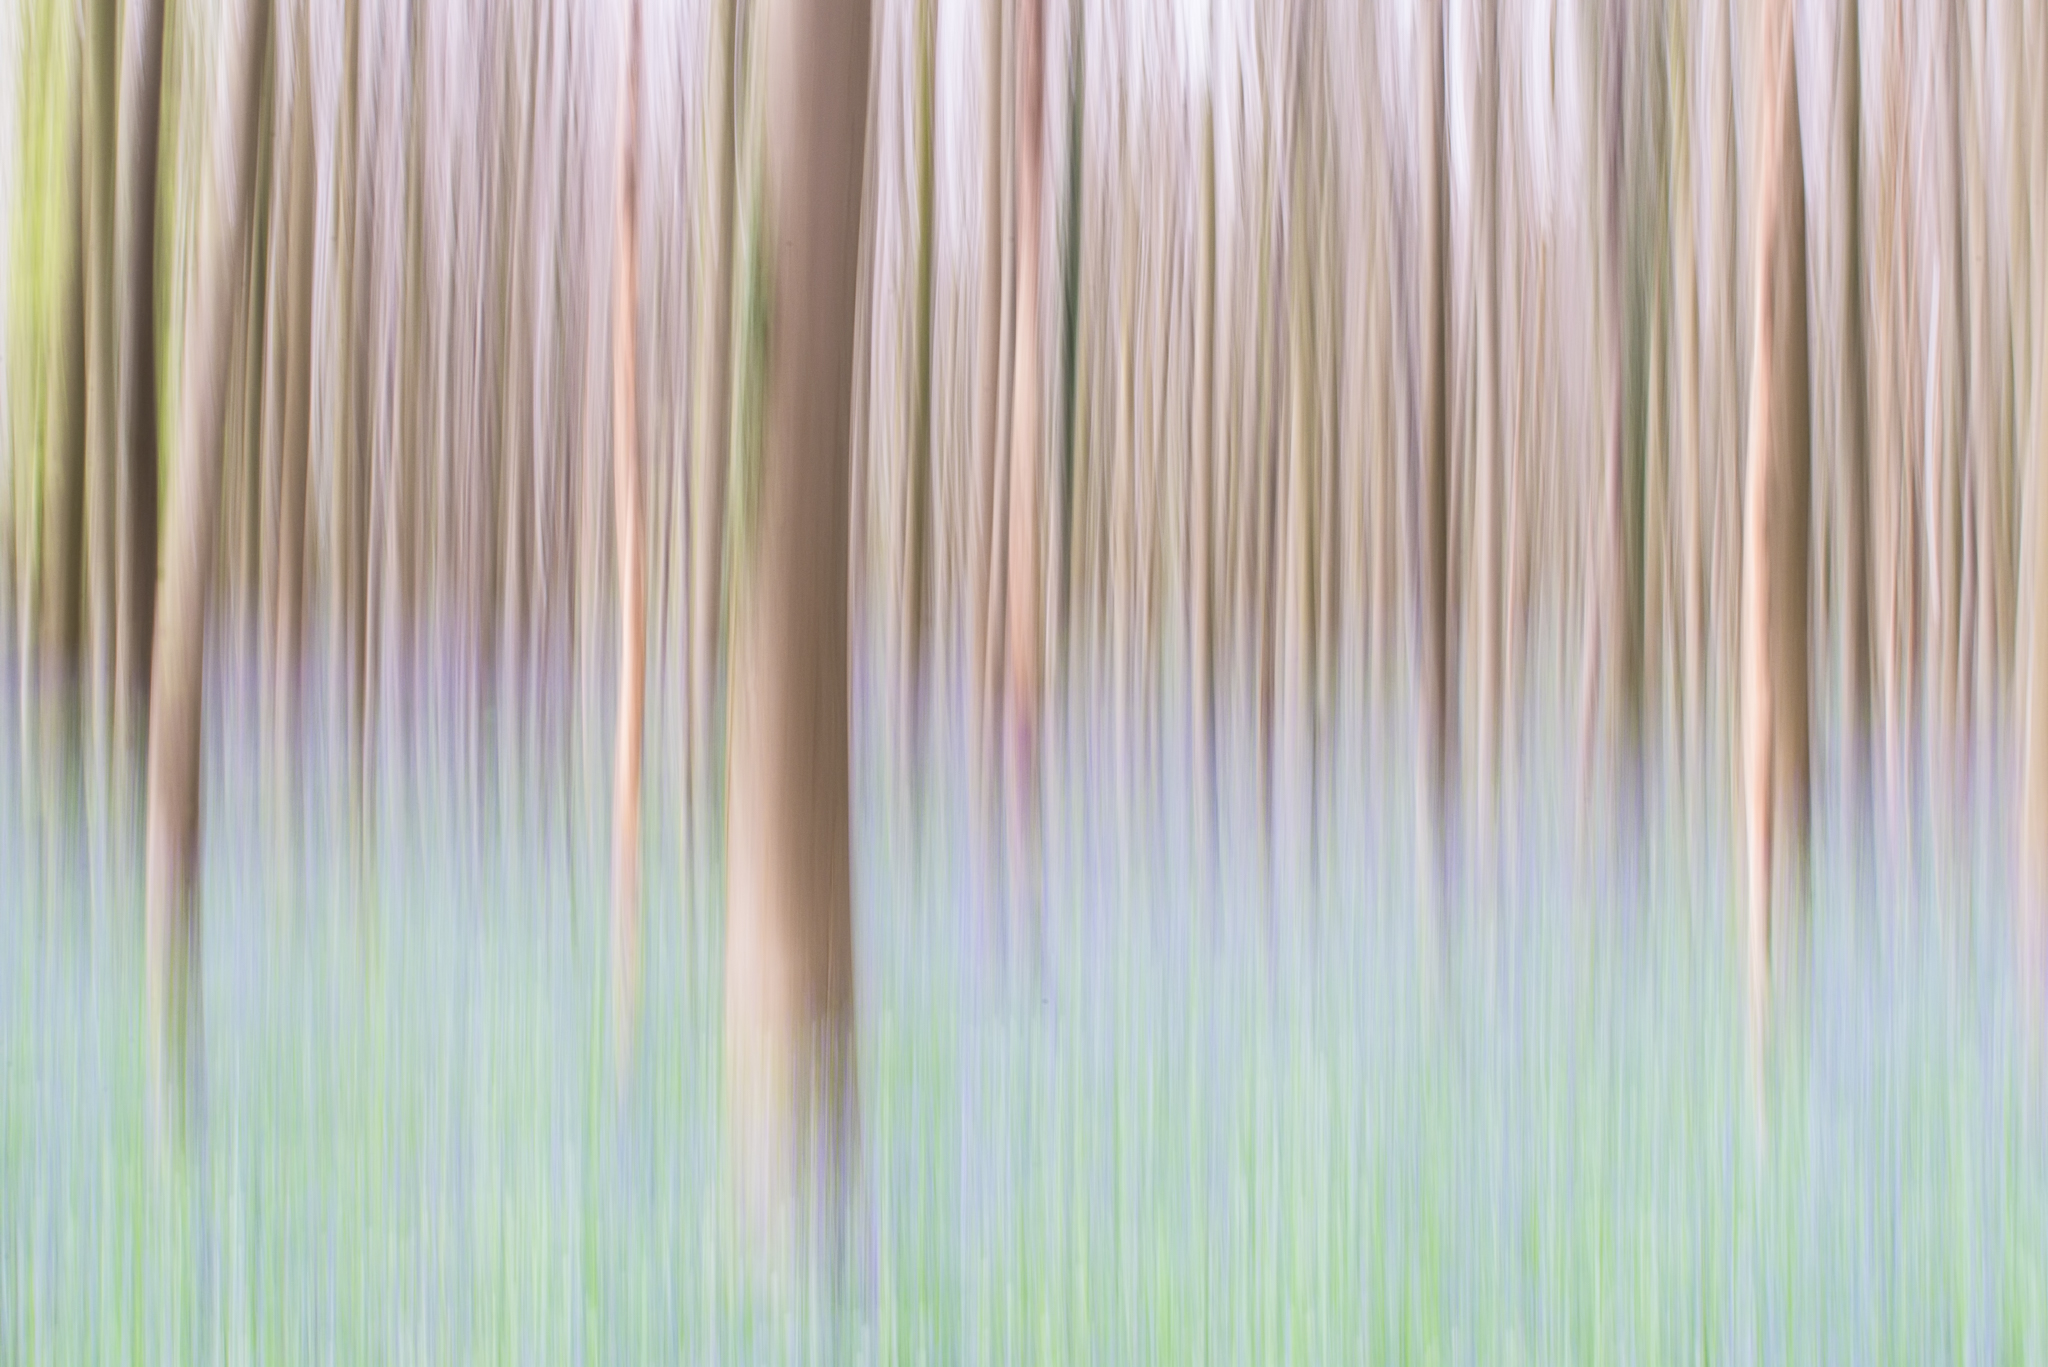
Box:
(4, 703), (2048, 1362)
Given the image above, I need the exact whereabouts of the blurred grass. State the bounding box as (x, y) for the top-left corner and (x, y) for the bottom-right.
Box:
(3, 644), (2048, 1361)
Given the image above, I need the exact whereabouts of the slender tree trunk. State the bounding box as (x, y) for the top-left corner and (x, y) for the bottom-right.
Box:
(611, 0), (645, 1072)
(1739, 0), (1812, 1106)
(255, 11), (312, 892)
(2018, 0), (2048, 1000)
(1003, 0), (1044, 938)
(1670, 10), (1706, 832)
(1418, 0), (1452, 906)
(1835, 0), (1872, 811)
(1955, 0), (2005, 769)
(969, 0), (1006, 831)
(688, 0), (736, 901)
(145, 0), (268, 1144)
(37, 76), (89, 887)
(82, 0), (119, 871)
(723, 0), (870, 1268)
(1870, 0), (1919, 860)
(114, 0), (167, 875)
(904, 0), (936, 804)
(1469, 0), (1504, 865)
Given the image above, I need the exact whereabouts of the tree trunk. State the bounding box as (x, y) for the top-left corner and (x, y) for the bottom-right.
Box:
(2018, 0), (2048, 998)
(909, 0), (937, 803)
(1417, 0), (1452, 906)
(611, 0), (646, 1072)
(1739, 0), (1812, 1096)
(36, 74), (89, 885)
(1870, 0), (1919, 859)
(82, 0), (118, 861)
(1835, 0), (1872, 806)
(723, 0), (870, 1267)
(688, 0), (736, 901)
(114, 0), (168, 865)
(144, 0), (268, 1143)
(256, 11), (313, 890)
(1003, 0), (1044, 935)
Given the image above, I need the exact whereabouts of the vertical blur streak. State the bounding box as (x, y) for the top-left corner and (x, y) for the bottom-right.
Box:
(721, 0), (870, 1268)
(145, 0), (269, 1143)
(4, 0), (2048, 1181)
(611, 0), (645, 1072)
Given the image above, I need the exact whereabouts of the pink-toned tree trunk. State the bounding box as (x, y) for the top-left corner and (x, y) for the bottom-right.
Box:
(611, 0), (646, 1072)
(1738, 0), (1813, 1098)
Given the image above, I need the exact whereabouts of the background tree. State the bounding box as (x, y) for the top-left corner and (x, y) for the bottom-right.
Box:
(611, 0), (645, 1071)
(1739, 0), (1813, 1100)
(144, 0), (268, 1138)
(1002, 0), (1045, 943)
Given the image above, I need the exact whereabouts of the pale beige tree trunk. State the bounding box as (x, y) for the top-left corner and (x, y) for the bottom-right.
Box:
(145, 0), (268, 1142)
(1833, 0), (1872, 808)
(723, 0), (870, 1266)
(1955, 0), (2007, 767)
(1870, 0), (1919, 859)
(1926, 0), (1968, 838)
(256, 10), (313, 892)
(1467, 0), (1505, 865)
(2018, 0), (2048, 998)
(1576, 0), (1637, 845)
(971, 0), (1008, 830)
(1002, 0), (1045, 930)
(611, 0), (646, 1072)
(1668, 9), (1707, 833)
(1417, 0), (1452, 904)
(901, 0), (936, 805)
(1739, 0), (1812, 1095)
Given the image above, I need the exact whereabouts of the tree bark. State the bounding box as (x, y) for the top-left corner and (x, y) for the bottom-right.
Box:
(723, 0), (870, 1267)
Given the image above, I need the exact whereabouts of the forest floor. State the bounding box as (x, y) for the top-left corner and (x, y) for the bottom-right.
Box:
(4, 628), (2048, 1361)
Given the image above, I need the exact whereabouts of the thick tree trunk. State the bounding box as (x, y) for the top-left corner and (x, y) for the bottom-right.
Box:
(1739, 0), (1812, 1094)
(144, 0), (268, 1143)
(723, 0), (870, 1266)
